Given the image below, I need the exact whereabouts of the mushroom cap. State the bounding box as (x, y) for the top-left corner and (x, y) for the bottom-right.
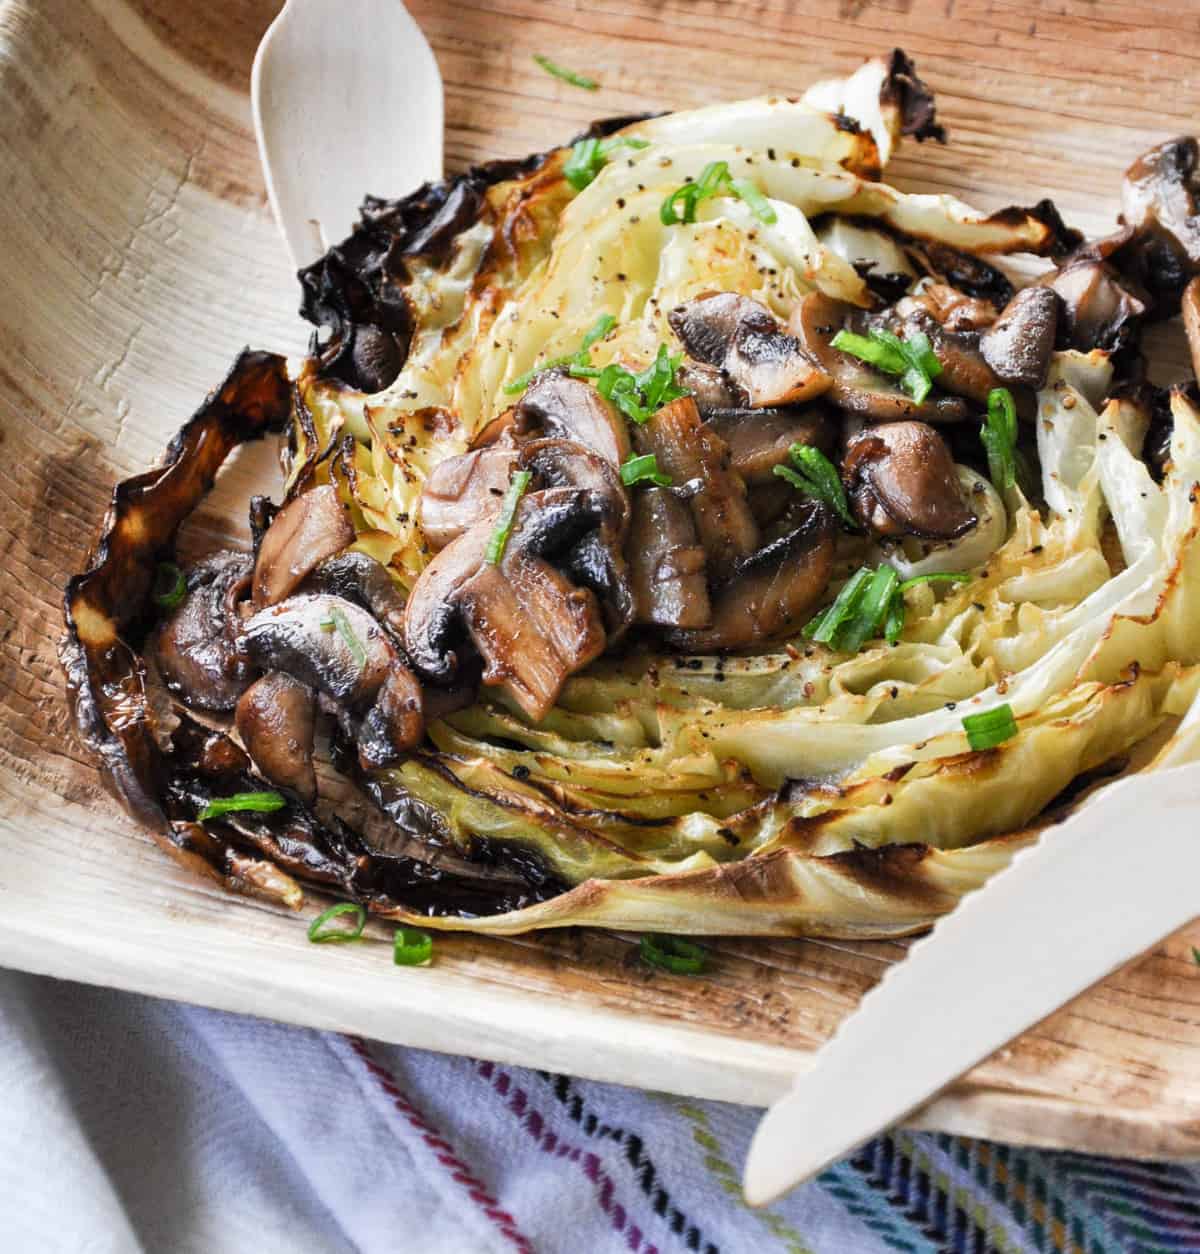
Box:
(843, 420), (977, 540)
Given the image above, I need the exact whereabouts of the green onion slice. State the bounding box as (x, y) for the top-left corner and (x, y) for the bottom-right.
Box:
(532, 54), (598, 90)
(805, 567), (872, 644)
(563, 136), (649, 191)
(307, 902), (367, 944)
(898, 572), (971, 592)
(772, 443), (856, 530)
(660, 161), (777, 227)
(962, 703), (1019, 751)
(728, 176), (777, 224)
(982, 387), (1018, 492)
(639, 933), (708, 975)
(503, 313), (617, 395)
(593, 346), (689, 425)
(837, 565), (899, 654)
(884, 592), (907, 644)
(152, 561), (186, 610)
(1192, 946), (1200, 967)
(485, 470), (533, 564)
(831, 326), (942, 403)
(197, 791), (286, 822)
(620, 453), (672, 487)
(319, 605), (367, 672)
(393, 926), (434, 966)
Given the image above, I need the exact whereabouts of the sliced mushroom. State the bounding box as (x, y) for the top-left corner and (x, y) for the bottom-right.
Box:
(1044, 257), (1147, 353)
(979, 285), (1060, 389)
(403, 488), (608, 719)
(305, 550), (409, 640)
(252, 483), (355, 608)
(357, 666), (425, 771)
(701, 406), (836, 485)
(514, 372), (630, 466)
(843, 421), (977, 539)
(1183, 275), (1200, 381)
(152, 552), (252, 712)
(417, 444), (520, 552)
(788, 292), (970, 424)
(518, 438), (633, 632)
(668, 503), (836, 652)
(668, 293), (831, 408)
(641, 396), (760, 578)
(244, 593), (425, 765)
(676, 362), (744, 411)
(1117, 136), (1200, 309)
(245, 594), (395, 707)
(627, 487), (711, 629)
(235, 672), (317, 804)
(901, 282), (997, 333)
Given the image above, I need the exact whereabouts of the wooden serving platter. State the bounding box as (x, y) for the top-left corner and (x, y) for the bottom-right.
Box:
(3, 0), (1200, 1158)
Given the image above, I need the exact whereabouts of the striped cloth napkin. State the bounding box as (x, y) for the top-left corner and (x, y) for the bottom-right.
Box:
(2, 966), (1196, 1253)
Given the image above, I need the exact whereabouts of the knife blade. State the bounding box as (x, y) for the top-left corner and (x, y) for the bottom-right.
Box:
(743, 758), (1200, 1206)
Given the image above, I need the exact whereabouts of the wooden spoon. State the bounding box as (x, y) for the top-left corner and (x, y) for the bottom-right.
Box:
(251, 0), (443, 270)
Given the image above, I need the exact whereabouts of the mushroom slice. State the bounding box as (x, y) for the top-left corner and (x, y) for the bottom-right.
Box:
(702, 406), (836, 485)
(1182, 276), (1200, 381)
(518, 438), (633, 632)
(244, 593), (395, 707)
(152, 552), (253, 712)
(901, 282), (997, 333)
(403, 488), (609, 718)
(668, 293), (831, 408)
(418, 444), (520, 552)
(358, 666), (425, 771)
(676, 362), (744, 411)
(979, 285), (1060, 389)
(668, 503), (836, 652)
(306, 550), (408, 640)
(251, 483), (355, 608)
(843, 421), (977, 540)
(458, 553), (605, 721)
(789, 292), (970, 423)
(628, 487), (712, 629)
(1044, 257), (1147, 353)
(235, 672), (317, 804)
(642, 396), (760, 578)
(514, 372), (631, 466)
(1117, 136), (1200, 308)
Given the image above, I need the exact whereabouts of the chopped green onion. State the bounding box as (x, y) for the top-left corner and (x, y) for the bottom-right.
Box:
(594, 345), (689, 425)
(831, 326), (942, 403)
(394, 926), (434, 966)
(772, 444), (856, 530)
(502, 355), (573, 395)
(837, 565), (899, 654)
(1192, 946), (1200, 967)
(485, 470), (533, 564)
(639, 933), (708, 975)
(620, 453), (672, 487)
(152, 561), (186, 610)
(962, 703), (1018, 751)
(319, 605), (367, 672)
(579, 312), (616, 352)
(503, 313), (617, 395)
(532, 54), (598, 90)
(661, 160), (778, 227)
(198, 791), (286, 822)
(805, 567), (873, 645)
(563, 136), (649, 191)
(884, 592), (907, 644)
(307, 902), (367, 944)
(808, 565), (971, 653)
(728, 177), (777, 224)
(982, 387), (1019, 492)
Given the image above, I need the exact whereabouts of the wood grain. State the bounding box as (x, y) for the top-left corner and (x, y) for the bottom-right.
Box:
(3, 0), (1200, 1156)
